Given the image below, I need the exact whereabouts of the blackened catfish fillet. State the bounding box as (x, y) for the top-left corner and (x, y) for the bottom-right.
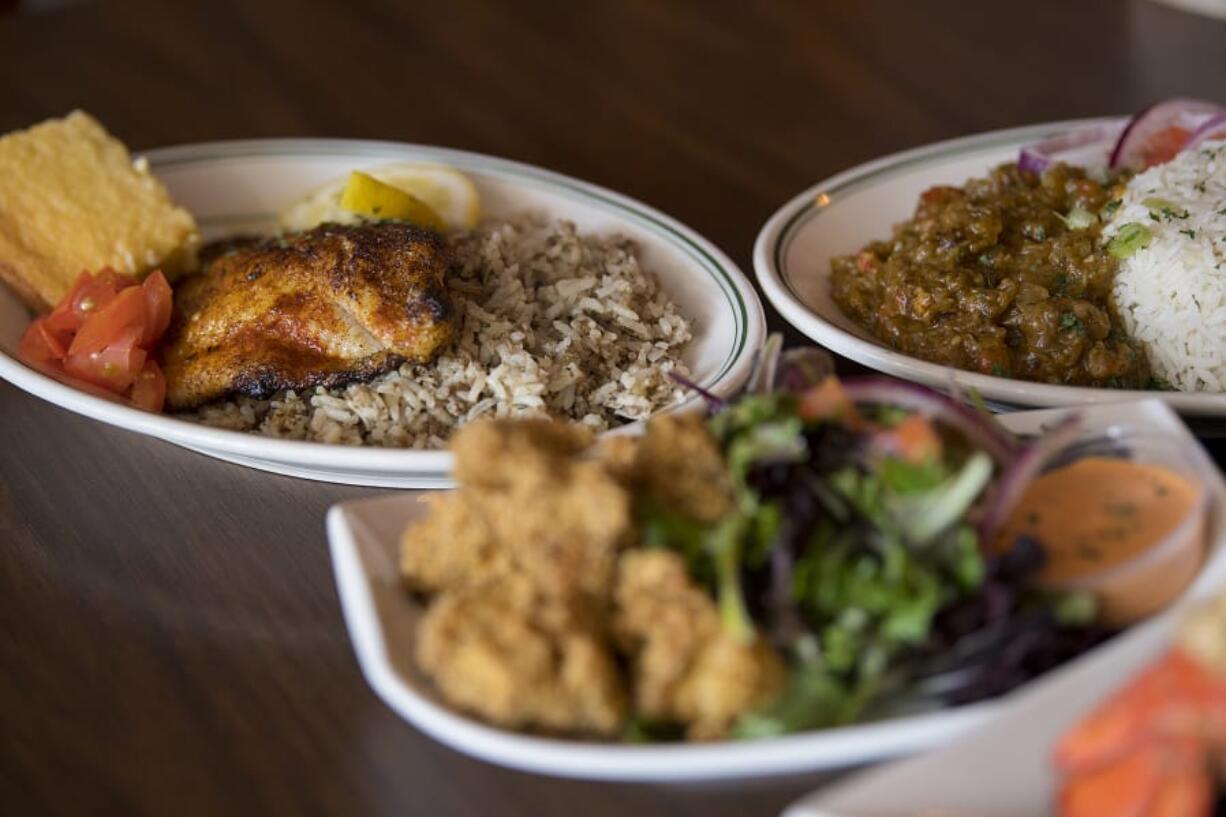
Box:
(162, 222), (453, 410)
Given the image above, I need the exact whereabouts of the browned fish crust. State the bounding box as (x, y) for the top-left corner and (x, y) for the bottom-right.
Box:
(162, 221), (454, 410)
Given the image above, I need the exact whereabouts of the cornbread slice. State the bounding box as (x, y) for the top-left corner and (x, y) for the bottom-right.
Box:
(0, 111), (198, 312)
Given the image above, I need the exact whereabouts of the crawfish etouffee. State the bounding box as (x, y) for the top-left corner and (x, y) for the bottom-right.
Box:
(831, 163), (1152, 388)
(400, 370), (1114, 742)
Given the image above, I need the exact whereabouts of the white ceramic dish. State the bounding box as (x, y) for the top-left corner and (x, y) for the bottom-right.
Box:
(0, 139), (765, 487)
(327, 399), (1226, 782)
(754, 116), (1226, 417)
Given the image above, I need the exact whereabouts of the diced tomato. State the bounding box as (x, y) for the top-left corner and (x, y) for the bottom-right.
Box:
(920, 185), (963, 208)
(140, 270), (172, 346)
(1141, 125), (1193, 169)
(875, 414), (942, 463)
(44, 268), (136, 334)
(126, 361), (166, 412)
(63, 324), (147, 392)
(17, 318), (71, 368)
(66, 286), (148, 360)
(17, 267), (174, 413)
(799, 376), (859, 425)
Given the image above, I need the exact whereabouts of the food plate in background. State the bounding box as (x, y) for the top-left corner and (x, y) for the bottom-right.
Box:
(0, 139), (765, 487)
(753, 117), (1226, 418)
(326, 399), (1226, 782)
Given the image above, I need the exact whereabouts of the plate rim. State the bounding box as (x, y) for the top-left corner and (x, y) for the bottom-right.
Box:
(752, 116), (1226, 416)
(0, 137), (766, 481)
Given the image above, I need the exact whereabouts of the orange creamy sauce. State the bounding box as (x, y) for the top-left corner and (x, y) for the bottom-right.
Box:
(995, 456), (1200, 584)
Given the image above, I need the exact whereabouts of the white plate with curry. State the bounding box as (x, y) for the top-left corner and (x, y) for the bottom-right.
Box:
(326, 399), (1226, 781)
(0, 139), (764, 487)
(754, 117), (1226, 418)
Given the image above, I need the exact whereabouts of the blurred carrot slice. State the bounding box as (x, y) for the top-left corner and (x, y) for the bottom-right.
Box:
(1058, 741), (1163, 817)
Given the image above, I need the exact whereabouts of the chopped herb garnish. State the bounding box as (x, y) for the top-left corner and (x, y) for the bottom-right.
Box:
(1142, 197), (1189, 221)
(1194, 182), (1206, 193)
(990, 363), (1006, 377)
(1107, 223), (1152, 258)
(1180, 229), (1197, 240)
(1059, 312), (1086, 335)
(1101, 199), (1122, 219)
(1148, 376), (1174, 391)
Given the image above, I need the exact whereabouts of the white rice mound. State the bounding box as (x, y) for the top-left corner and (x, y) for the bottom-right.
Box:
(1106, 140), (1226, 392)
(189, 216), (693, 447)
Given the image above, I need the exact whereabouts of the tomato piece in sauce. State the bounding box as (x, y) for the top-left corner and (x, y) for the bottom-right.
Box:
(1140, 125), (1193, 169)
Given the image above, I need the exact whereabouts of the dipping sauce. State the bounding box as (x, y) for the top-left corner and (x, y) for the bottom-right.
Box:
(995, 455), (1206, 626)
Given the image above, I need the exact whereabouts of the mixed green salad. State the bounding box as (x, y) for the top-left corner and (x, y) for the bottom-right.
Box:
(655, 346), (1108, 737)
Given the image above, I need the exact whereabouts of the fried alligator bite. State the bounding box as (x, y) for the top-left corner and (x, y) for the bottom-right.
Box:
(162, 221), (453, 410)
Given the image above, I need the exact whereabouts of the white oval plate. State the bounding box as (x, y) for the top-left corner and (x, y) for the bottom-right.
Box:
(754, 117), (1226, 417)
(327, 399), (1226, 782)
(0, 139), (764, 487)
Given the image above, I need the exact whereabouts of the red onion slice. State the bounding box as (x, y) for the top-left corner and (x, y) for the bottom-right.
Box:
(839, 376), (1018, 465)
(1109, 98), (1225, 170)
(1185, 112), (1226, 151)
(974, 414), (1082, 546)
(1017, 123), (1123, 175)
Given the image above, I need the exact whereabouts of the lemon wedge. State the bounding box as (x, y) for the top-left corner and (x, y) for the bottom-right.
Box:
(339, 171), (443, 229)
(279, 163), (481, 233)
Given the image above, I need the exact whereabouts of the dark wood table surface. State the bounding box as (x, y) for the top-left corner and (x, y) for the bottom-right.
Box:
(3, 1), (1225, 815)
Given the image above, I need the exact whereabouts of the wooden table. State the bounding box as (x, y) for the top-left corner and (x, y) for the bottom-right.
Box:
(2, 1), (1225, 814)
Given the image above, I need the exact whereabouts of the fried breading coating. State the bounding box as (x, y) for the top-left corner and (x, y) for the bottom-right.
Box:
(613, 550), (784, 740)
(416, 573), (627, 736)
(590, 434), (641, 484)
(450, 418), (593, 491)
(634, 412), (734, 523)
(403, 419), (632, 598)
(400, 492), (506, 593)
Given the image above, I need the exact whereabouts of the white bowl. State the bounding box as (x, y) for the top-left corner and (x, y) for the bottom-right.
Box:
(0, 139), (765, 487)
(327, 399), (1226, 782)
(754, 117), (1226, 417)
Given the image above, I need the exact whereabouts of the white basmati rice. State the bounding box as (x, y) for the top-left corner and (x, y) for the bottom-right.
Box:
(1106, 139), (1226, 392)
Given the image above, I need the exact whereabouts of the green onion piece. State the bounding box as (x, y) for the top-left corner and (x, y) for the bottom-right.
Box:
(1142, 196), (1174, 213)
(1057, 207), (1095, 231)
(1107, 223), (1153, 259)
